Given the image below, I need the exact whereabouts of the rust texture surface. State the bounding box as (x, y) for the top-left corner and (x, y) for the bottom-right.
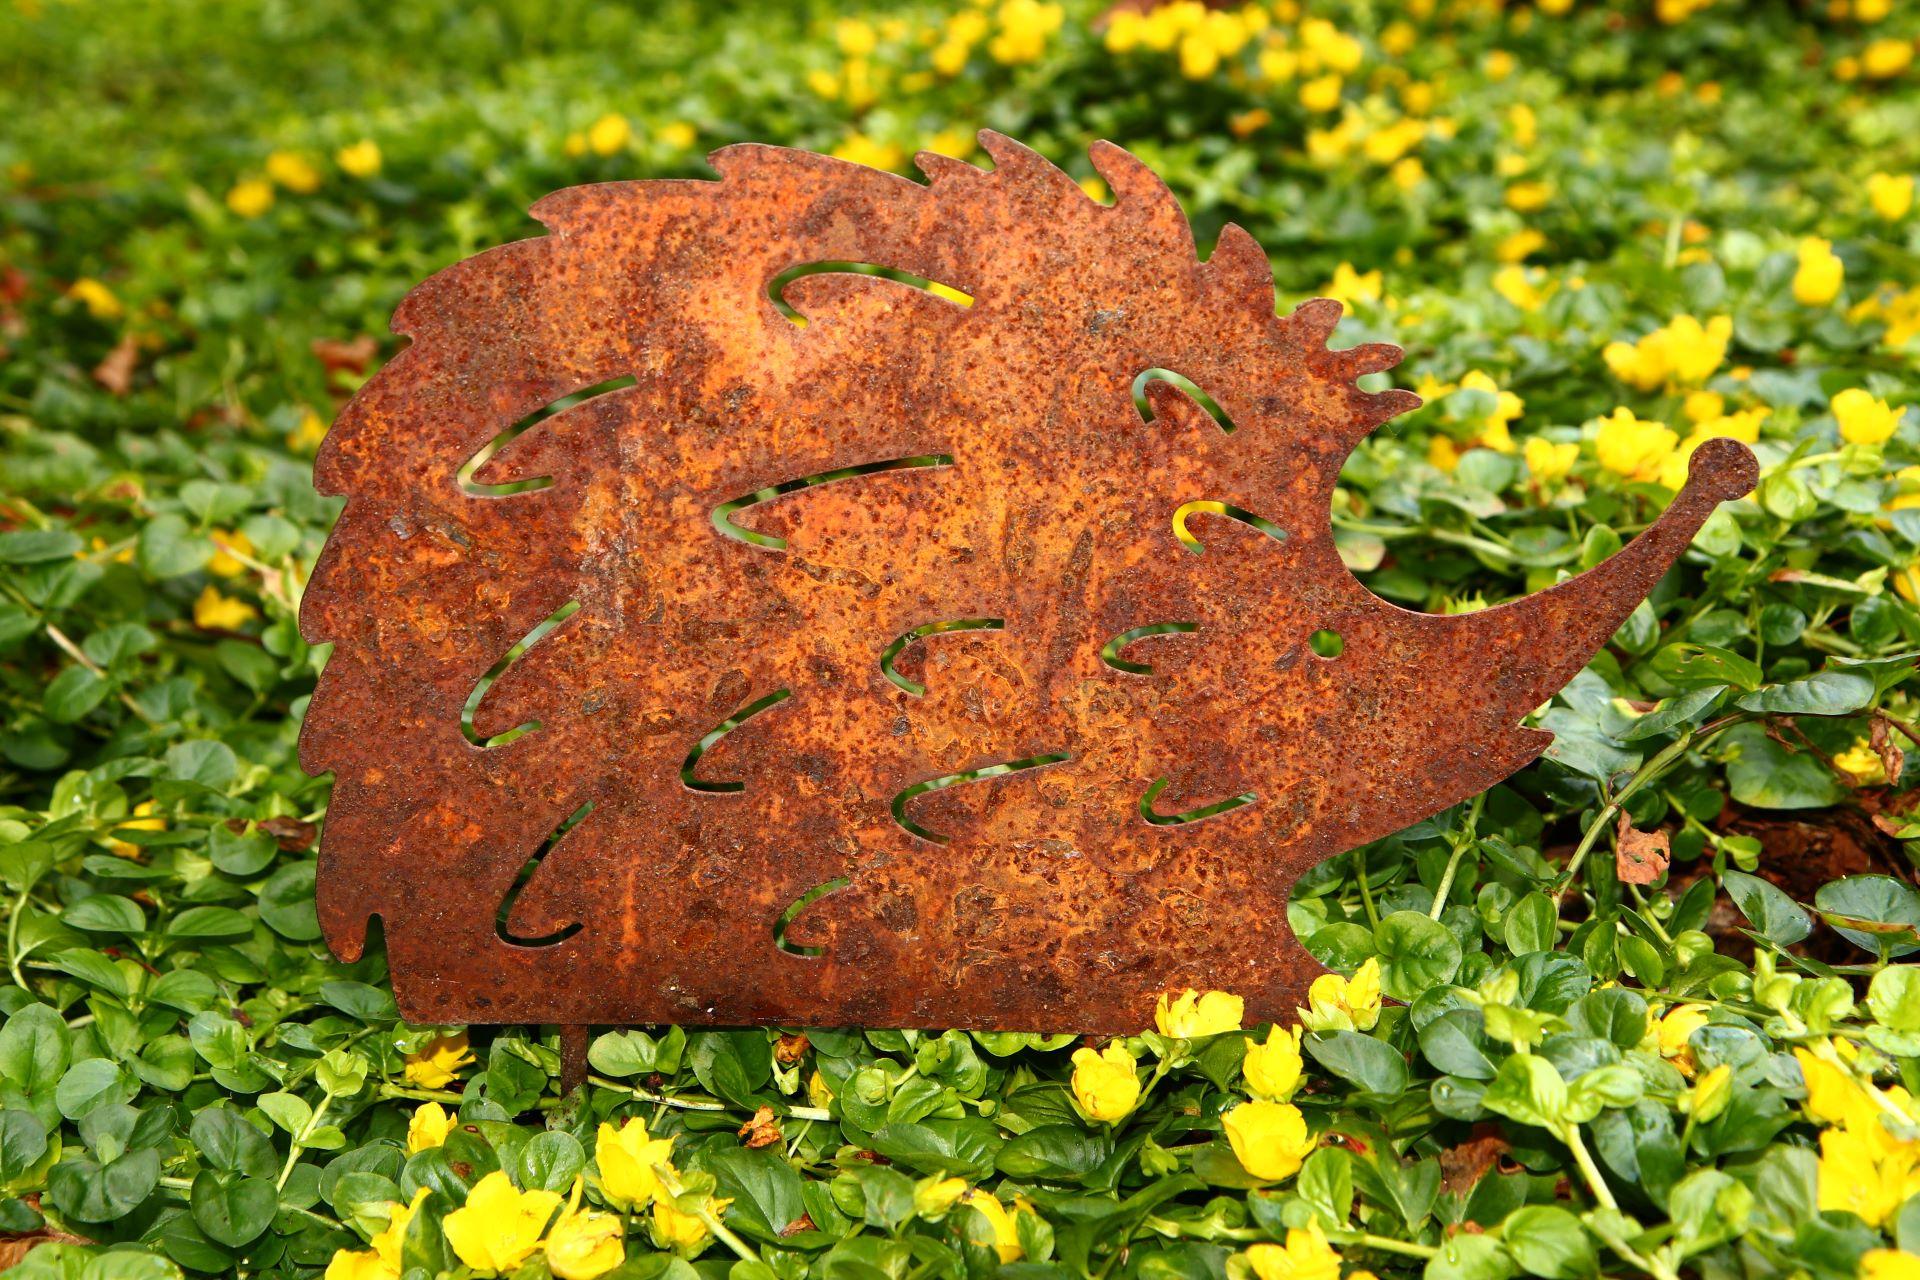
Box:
(300, 133), (1757, 1032)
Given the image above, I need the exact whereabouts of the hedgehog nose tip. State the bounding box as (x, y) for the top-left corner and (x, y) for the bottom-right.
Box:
(1686, 437), (1759, 504)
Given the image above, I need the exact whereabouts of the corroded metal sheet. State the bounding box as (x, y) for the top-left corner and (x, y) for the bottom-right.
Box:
(300, 133), (1756, 1032)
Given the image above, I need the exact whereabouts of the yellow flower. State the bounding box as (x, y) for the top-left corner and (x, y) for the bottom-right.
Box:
(657, 122), (697, 151)
(1483, 49), (1516, 81)
(1793, 236), (1845, 306)
(595, 1118), (676, 1209)
(915, 1175), (968, 1217)
(1155, 989), (1245, 1038)
(1322, 262), (1382, 309)
(289, 408), (329, 452)
(265, 151), (322, 194)
(1455, 370), (1523, 448)
(1658, 314), (1733, 384)
(835, 17), (877, 56)
(407, 1101), (455, 1153)
(987, 0), (1063, 66)
(1900, 562), (1920, 606)
(933, 39), (971, 76)
(369, 1188), (429, 1270)
(806, 67), (841, 100)
(1362, 119), (1425, 167)
(1258, 46), (1298, 83)
(1653, 1002), (1710, 1074)
(1794, 1047), (1871, 1128)
(1603, 339), (1663, 392)
(403, 1031), (474, 1089)
(1179, 32), (1220, 79)
(651, 1196), (714, 1251)
(832, 133), (903, 171)
(587, 114), (631, 156)
(1524, 436), (1580, 486)
(1685, 1063), (1734, 1123)
(1299, 19), (1360, 72)
(1835, 739), (1890, 785)
(1684, 390), (1725, 424)
(107, 800), (165, 858)
(1242, 1025), (1304, 1102)
(1071, 1042), (1141, 1122)
(1869, 173), (1915, 221)
(547, 1178), (625, 1280)
(1856, 0), (1892, 18)
(1505, 180), (1552, 213)
(194, 585), (258, 631)
(336, 140), (382, 178)
(323, 1248), (396, 1280)
(1833, 387), (1903, 446)
(1593, 408), (1678, 483)
(1428, 435), (1460, 473)
(925, 129), (974, 160)
(1245, 1224), (1342, 1280)
(1817, 1123), (1920, 1226)
(226, 178), (274, 218)
(1224, 1100), (1317, 1182)
(956, 1190), (1023, 1262)
(444, 1171), (562, 1274)
(66, 277), (123, 320)
(207, 528), (254, 577)
(1862, 37), (1914, 80)
(1297, 958), (1381, 1032)
(1864, 1250), (1920, 1280)
(839, 59), (876, 112)
(1389, 157), (1425, 191)
(1492, 264), (1544, 312)
(1298, 74), (1343, 113)
(1498, 228), (1547, 263)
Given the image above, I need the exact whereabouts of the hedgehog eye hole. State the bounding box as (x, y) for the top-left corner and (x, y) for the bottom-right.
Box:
(1309, 629), (1345, 659)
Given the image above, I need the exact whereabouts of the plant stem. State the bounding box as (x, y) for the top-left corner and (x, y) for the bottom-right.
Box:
(1337, 1231), (1440, 1259)
(1560, 1123), (1616, 1211)
(1429, 793), (1485, 920)
(589, 1075), (831, 1121)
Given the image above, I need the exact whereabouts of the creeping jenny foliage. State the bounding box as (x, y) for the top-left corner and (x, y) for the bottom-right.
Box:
(5, 1), (1920, 1278)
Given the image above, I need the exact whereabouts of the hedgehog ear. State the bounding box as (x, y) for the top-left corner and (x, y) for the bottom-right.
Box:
(1208, 225), (1275, 316)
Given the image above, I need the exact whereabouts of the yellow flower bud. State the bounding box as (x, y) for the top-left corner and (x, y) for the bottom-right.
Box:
(1793, 236), (1844, 306)
(406, 1101), (454, 1154)
(1223, 1100), (1316, 1181)
(336, 140), (382, 178)
(1241, 1025), (1304, 1102)
(1071, 1042), (1141, 1121)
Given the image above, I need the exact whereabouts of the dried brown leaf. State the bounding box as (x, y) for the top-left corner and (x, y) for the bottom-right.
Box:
(1615, 812), (1670, 886)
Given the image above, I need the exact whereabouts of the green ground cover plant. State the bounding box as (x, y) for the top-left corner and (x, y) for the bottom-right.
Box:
(3, 1), (1920, 1277)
